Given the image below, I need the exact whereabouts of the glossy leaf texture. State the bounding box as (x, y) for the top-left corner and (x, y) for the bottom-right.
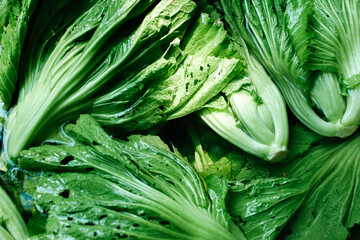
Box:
(227, 132), (360, 240)
(18, 115), (245, 240)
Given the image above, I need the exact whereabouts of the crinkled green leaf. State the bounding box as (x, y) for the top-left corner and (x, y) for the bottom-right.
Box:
(286, 119), (324, 161)
(227, 132), (360, 240)
(91, 12), (245, 131)
(204, 174), (232, 230)
(158, 12), (245, 119)
(285, 0), (313, 65)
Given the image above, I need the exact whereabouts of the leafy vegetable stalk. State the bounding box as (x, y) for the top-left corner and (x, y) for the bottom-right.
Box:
(197, 2), (289, 162)
(308, 0), (360, 128)
(0, 184), (28, 240)
(199, 53), (289, 162)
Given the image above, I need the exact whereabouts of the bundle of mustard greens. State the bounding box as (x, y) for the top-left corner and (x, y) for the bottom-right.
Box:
(0, 0), (359, 239)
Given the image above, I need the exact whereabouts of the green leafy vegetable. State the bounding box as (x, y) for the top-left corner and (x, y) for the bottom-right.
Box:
(3, 0), (187, 161)
(166, 114), (329, 240)
(0, 0), (38, 129)
(1, 2), (359, 240)
(199, 55), (289, 162)
(2, 0), (245, 167)
(168, 117), (272, 197)
(194, 1), (289, 162)
(18, 115), (245, 240)
(216, 0), (358, 137)
(308, 0), (360, 129)
(91, 12), (244, 129)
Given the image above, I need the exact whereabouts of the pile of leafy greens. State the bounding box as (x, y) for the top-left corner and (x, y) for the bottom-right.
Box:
(0, 0), (360, 239)
(168, 116), (359, 240)
(1, 0), (245, 164)
(17, 115), (245, 240)
(15, 111), (360, 240)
